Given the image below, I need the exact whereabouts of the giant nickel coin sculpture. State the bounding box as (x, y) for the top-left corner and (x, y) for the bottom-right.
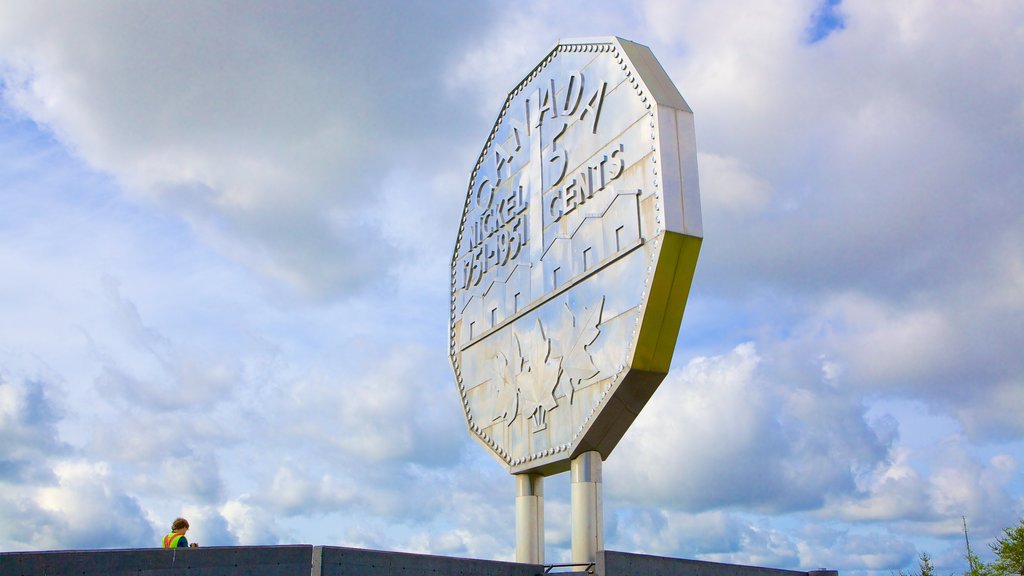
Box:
(449, 37), (701, 565)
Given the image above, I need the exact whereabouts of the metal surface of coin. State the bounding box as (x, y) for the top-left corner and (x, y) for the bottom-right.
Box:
(450, 37), (702, 476)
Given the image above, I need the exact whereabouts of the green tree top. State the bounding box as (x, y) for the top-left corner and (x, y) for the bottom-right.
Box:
(992, 518), (1024, 576)
(918, 552), (934, 576)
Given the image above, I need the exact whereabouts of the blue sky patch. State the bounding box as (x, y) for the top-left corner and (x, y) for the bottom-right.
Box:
(806, 0), (846, 43)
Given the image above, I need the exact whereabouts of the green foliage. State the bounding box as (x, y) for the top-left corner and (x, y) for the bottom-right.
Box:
(966, 548), (997, 576)
(895, 552), (937, 576)
(918, 551), (935, 576)
(900, 518), (1024, 576)
(991, 519), (1024, 576)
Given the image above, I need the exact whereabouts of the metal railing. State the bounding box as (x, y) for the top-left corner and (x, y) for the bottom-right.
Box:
(543, 561), (596, 574)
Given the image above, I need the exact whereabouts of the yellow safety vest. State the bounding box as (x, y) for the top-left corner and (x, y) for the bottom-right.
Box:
(162, 532), (185, 548)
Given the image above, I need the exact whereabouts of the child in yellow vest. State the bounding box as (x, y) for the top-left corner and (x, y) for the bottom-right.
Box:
(162, 517), (198, 548)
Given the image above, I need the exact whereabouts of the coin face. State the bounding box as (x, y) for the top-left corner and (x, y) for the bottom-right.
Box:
(450, 37), (703, 475)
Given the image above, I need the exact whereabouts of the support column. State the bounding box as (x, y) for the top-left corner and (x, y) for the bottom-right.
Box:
(571, 451), (603, 570)
(515, 473), (544, 564)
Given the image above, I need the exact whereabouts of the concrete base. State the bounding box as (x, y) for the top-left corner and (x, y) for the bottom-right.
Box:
(515, 473), (544, 564)
(0, 546), (839, 576)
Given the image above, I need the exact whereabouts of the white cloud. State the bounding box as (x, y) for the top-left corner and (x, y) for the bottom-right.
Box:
(173, 505), (237, 548)
(28, 461), (155, 550)
(221, 497), (285, 546)
(698, 153), (772, 216)
(264, 342), (466, 467)
(89, 276), (242, 412)
(926, 442), (1020, 536)
(607, 509), (797, 563)
(261, 466), (357, 517)
(798, 528), (915, 572)
(0, 1), (1021, 573)
(827, 447), (931, 522)
(957, 381), (1024, 440)
(0, 376), (67, 484)
(803, 293), (959, 391)
(651, 0), (1024, 310)
(447, 0), (647, 120)
(781, 290), (1024, 442)
(0, 1), (494, 299)
(607, 343), (892, 513)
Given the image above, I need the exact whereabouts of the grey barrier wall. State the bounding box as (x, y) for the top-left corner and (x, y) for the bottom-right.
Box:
(315, 545), (544, 575)
(601, 551), (839, 576)
(0, 546), (838, 576)
(0, 545), (313, 576)
(0, 545), (546, 576)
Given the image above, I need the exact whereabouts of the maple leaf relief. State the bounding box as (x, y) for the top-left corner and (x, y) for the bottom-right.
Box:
(492, 350), (519, 425)
(489, 298), (604, 432)
(518, 318), (561, 427)
(554, 297), (603, 404)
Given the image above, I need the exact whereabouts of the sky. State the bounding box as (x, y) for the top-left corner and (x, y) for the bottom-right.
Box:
(0, 1), (1022, 574)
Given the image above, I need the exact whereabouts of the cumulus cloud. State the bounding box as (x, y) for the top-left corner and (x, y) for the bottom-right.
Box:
(0, 1), (494, 299)
(168, 505), (238, 548)
(779, 290), (1024, 442)
(925, 443), (1019, 537)
(221, 497), (284, 545)
(642, 1), (1024, 455)
(21, 461), (154, 550)
(649, 0), (1024, 302)
(798, 528), (915, 572)
(697, 153), (772, 216)
(0, 0), (1022, 573)
(0, 376), (68, 484)
(89, 275), (241, 412)
(260, 466), (358, 517)
(607, 343), (893, 513)
(826, 447), (931, 523)
(263, 341), (466, 468)
(956, 382), (1024, 441)
(395, 465), (517, 560)
(607, 509), (798, 564)
(448, 0), (647, 120)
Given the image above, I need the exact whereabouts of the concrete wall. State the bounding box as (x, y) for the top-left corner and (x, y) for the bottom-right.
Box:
(602, 551), (839, 576)
(0, 545), (545, 576)
(0, 545), (313, 576)
(0, 546), (838, 576)
(316, 546), (543, 575)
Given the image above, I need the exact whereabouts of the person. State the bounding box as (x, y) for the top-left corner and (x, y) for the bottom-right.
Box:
(162, 517), (198, 548)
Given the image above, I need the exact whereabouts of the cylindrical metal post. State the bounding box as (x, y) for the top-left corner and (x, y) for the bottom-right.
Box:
(571, 451), (603, 570)
(515, 473), (544, 564)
